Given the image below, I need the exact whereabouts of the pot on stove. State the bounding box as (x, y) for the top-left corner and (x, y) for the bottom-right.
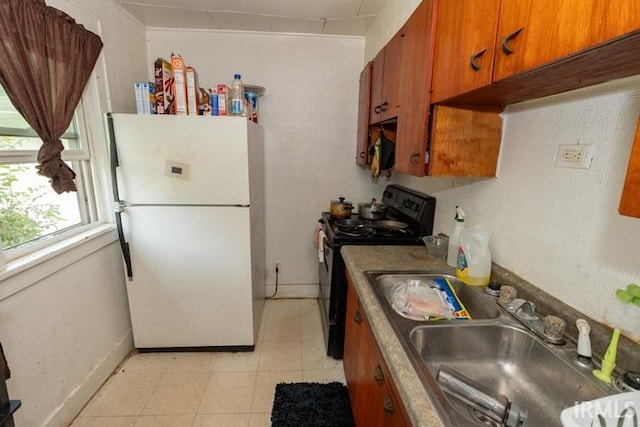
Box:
(358, 198), (387, 220)
(330, 197), (354, 219)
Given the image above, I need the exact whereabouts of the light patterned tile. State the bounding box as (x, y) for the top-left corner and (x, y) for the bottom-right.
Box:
(198, 372), (257, 414)
(134, 415), (194, 427)
(141, 372), (209, 416)
(300, 298), (320, 313)
(262, 299), (301, 318)
(251, 371), (303, 412)
(258, 340), (302, 371)
(212, 347), (260, 372)
(303, 369), (347, 384)
(301, 310), (323, 341)
(122, 352), (215, 373)
(193, 413), (251, 427)
(262, 316), (302, 341)
(249, 412), (271, 427)
(82, 371), (161, 416)
(70, 417), (138, 427)
(302, 340), (343, 371)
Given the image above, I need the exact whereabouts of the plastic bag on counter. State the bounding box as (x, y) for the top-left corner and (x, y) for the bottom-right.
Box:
(390, 277), (471, 321)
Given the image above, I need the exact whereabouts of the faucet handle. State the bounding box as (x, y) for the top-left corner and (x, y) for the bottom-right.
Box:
(543, 315), (566, 339)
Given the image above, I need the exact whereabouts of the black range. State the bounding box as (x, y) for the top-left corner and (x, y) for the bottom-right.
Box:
(318, 184), (436, 359)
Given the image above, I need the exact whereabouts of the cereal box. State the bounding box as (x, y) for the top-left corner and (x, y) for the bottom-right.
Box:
(216, 84), (230, 116)
(186, 66), (199, 116)
(154, 57), (174, 114)
(171, 54), (188, 115)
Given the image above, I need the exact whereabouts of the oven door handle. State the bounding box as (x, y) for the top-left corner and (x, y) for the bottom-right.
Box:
(322, 236), (332, 272)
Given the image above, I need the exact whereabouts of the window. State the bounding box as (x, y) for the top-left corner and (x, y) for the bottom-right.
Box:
(0, 85), (97, 256)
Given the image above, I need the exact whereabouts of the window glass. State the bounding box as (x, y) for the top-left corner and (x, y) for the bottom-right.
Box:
(0, 84), (93, 254)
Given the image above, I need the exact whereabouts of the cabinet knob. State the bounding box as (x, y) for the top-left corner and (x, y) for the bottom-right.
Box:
(469, 48), (488, 71)
(410, 152), (420, 165)
(501, 27), (523, 55)
(374, 104), (382, 114)
(354, 310), (362, 323)
(374, 364), (384, 385)
(359, 151), (365, 159)
(383, 394), (394, 415)
(379, 101), (388, 112)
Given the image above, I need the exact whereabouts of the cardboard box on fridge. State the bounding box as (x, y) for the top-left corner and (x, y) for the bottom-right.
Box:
(134, 82), (156, 114)
(216, 84), (230, 116)
(154, 57), (174, 114)
(186, 66), (200, 116)
(170, 54), (188, 115)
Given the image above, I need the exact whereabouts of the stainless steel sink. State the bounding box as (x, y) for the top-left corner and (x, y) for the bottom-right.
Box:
(411, 323), (612, 426)
(363, 271), (618, 427)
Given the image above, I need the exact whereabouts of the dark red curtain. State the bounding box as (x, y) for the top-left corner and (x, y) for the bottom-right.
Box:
(0, 0), (103, 193)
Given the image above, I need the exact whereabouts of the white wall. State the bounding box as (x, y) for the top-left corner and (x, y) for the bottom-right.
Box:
(364, 0), (421, 61)
(146, 29), (381, 295)
(0, 1), (148, 426)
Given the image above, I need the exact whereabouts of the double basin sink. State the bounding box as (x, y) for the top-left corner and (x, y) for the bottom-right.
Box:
(365, 271), (617, 427)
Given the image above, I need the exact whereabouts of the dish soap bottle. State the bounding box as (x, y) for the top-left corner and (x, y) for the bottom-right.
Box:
(447, 206), (465, 267)
(456, 225), (492, 286)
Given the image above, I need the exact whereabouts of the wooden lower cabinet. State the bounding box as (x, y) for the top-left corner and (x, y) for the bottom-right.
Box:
(344, 272), (411, 427)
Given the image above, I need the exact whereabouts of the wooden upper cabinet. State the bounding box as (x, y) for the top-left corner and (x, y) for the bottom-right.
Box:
(356, 62), (372, 167)
(431, 0), (501, 103)
(394, 0), (436, 176)
(429, 106), (502, 177)
(493, 0), (640, 82)
(370, 30), (404, 123)
(620, 117), (640, 218)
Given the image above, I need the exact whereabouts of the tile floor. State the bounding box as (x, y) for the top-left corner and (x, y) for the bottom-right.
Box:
(71, 298), (345, 427)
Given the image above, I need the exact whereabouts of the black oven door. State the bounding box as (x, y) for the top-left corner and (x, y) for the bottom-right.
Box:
(318, 235), (334, 329)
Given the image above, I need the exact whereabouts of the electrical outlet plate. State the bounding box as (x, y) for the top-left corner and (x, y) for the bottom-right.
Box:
(555, 144), (594, 169)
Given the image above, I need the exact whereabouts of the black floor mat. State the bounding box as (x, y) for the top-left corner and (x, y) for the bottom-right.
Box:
(271, 382), (355, 427)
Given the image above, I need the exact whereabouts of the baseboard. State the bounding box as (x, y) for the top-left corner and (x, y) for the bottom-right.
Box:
(266, 283), (319, 299)
(44, 330), (134, 427)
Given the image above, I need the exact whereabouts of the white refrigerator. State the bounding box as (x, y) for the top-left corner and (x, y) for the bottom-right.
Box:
(107, 113), (265, 350)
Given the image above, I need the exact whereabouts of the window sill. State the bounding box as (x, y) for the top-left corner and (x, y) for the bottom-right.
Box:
(0, 223), (119, 301)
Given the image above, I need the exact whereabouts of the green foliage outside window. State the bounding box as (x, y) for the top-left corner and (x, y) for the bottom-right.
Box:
(0, 139), (62, 249)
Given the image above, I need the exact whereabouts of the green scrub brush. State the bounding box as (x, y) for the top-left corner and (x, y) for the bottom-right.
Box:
(593, 328), (620, 384)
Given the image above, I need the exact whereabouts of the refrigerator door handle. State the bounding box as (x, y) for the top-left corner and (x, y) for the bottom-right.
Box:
(115, 209), (133, 279)
(107, 113), (133, 279)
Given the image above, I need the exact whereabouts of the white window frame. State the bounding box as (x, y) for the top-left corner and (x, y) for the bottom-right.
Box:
(0, 94), (102, 260)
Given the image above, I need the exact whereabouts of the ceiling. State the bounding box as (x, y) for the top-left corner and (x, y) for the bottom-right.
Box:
(115, 0), (386, 36)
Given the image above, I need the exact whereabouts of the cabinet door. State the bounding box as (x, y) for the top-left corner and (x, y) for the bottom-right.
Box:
(343, 276), (362, 404)
(394, 0), (437, 176)
(369, 50), (385, 122)
(493, 0), (640, 82)
(370, 31), (404, 124)
(379, 30), (404, 122)
(431, 0), (501, 103)
(356, 62), (372, 167)
(429, 106), (502, 177)
(353, 314), (388, 426)
(619, 118), (640, 217)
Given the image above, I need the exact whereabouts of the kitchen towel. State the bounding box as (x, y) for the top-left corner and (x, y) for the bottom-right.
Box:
(314, 223), (325, 263)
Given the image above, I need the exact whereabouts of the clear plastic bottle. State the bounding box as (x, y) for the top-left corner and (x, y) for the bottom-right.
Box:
(230, 73), (244, 116)
(456, 225), (491, 287)
(446, 206), (465, 267)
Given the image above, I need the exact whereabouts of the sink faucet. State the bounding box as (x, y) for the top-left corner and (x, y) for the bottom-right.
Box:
(507, 298), (538, 320)
(501, 298), (566, 345)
